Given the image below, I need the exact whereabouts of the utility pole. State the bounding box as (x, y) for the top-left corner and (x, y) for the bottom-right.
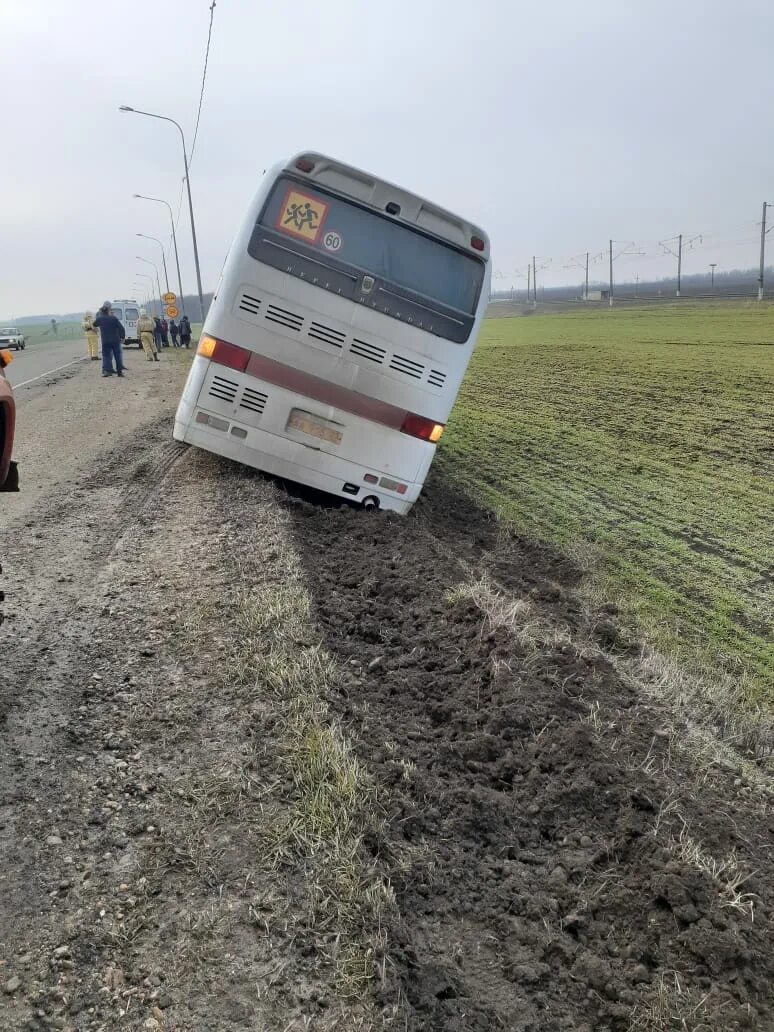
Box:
(607, 241), (641, 309)
(659, 233), (700, 297)
(526, 264), (531, 304)
(676, 233), (682, 297)
(710, 263), (717, 292)
(532, 255), (537, 306)
(758, 202), (771, 301)
(584, 251), (589, 301)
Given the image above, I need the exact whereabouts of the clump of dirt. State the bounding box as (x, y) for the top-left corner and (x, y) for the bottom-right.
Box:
(284, 469), (774, 1031)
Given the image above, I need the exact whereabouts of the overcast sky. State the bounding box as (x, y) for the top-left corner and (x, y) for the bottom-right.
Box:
(1, 0), (773, 316)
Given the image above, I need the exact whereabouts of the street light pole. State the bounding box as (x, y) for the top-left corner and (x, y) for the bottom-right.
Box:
(135, 273), (156, 315)
(120, 106), (205, 322)
(134, 194), (186, 315)
(136, 256), (162, 316)
(137, 234), (169, 293)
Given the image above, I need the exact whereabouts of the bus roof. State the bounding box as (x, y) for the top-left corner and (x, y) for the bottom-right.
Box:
(284, 152), (490, 258)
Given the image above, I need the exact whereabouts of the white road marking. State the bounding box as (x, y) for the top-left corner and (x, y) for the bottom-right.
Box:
(14, 357), (87, 389)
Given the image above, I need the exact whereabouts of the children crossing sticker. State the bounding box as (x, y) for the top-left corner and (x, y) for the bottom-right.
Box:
(276, 188), (329, 244)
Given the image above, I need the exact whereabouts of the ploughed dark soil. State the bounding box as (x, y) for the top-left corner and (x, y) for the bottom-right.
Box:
(284, 466), (774, 1032)
(2, 357), (772, 1032)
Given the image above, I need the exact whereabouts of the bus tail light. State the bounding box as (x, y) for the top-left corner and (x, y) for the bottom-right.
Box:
(295, 157), (315, 173)
(198, 335), (250, 373)
(400, 413), (445, 443)
(197, 335), (216, 359)
(471, 236), (485, 252)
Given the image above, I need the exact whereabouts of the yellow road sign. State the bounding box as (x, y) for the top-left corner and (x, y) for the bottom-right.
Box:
(275, 187), (328, 244)
(165, 305), (179, 318)
(162, 292), (177, 304)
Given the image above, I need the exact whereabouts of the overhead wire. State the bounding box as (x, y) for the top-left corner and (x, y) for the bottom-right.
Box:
(167, 2), (217, 277)
(188, 1), (217, 171)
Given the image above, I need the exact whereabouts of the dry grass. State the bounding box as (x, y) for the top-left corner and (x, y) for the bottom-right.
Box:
(225, 518), (397, 1004)
(616, 648), (773, 783)
(446, 572), (572, 652)
(117, 489), (402, 1026)
(627, 970), (721, 1031)
(447, 570), (773, 796)
(672, 822), (757, 920)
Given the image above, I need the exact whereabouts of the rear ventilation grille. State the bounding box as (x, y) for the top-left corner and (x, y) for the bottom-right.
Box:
(240, 386), (268, 414)
(390, 353), (425, 379)
(265, 304), (303, 332)
(238, 292), (261, 316)
(350, 338), (386, 364)
(308, 321), (345, 349)
(209, 375), (238, 404)
(428, 369), (447, 388)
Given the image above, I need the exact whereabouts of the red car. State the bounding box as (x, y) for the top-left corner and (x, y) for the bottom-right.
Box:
(0, 348), (18, 491)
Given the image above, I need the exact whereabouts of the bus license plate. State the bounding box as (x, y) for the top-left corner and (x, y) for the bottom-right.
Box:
(286, 409), (343, 445)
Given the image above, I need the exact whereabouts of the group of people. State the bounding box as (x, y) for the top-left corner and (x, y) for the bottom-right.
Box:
(138, 314), (192, 361)
(82, 304), (193, 376)
(148, 315), (193, 350)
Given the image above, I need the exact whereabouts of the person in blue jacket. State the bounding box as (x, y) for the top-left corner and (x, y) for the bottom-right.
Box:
(93, 302), (126, 378)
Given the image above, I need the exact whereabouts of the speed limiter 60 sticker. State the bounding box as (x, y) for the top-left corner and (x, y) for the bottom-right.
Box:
(322, 230), (343, 252)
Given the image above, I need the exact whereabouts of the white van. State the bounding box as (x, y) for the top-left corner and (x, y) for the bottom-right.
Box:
(109, 300), (141, 347)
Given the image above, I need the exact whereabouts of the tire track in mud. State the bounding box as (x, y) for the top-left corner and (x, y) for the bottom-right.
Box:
(0, 432), (187, 716)
(280, 471), (774, 1032)
(0, 424), (189, 949)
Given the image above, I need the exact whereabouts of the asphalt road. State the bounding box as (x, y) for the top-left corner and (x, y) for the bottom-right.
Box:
(6, 338), (90, 403)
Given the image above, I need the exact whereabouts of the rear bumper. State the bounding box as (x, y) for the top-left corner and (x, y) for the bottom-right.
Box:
(173, 415), (418, 514)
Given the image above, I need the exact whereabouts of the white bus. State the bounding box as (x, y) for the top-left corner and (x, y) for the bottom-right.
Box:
(173, 152), (490, 513)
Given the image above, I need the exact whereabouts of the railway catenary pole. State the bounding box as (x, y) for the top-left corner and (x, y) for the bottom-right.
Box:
(758, 202), (771, 301)
(676, 234), (683, 297)
(608, 239), (614, 307)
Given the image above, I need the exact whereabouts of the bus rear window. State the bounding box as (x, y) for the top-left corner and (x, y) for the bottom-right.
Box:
(248, 177), (484, 342)
(125, 308), (139, 321)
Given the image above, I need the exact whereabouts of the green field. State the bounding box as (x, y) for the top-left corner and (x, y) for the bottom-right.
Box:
(5, 321), (82, 343)
(3, 320), (203, 345)
(442, 303), (774, 700)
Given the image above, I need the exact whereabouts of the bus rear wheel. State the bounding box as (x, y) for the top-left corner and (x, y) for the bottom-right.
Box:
(362, 495), (380, 510)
